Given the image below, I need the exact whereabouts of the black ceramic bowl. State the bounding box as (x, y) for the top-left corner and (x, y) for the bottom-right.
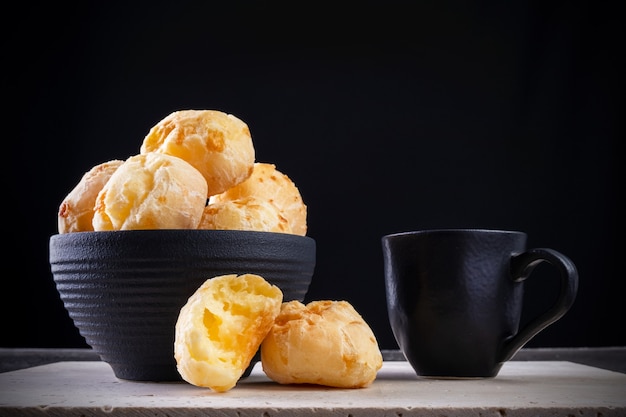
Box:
(49, 229), (316, 382)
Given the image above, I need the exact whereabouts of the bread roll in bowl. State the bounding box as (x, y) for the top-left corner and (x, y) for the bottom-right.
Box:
(140, 109), (255, 196)
(261, 300), (383, 388)
(92, 152), (208, 231)
(58, 160), (123, 234)
(210, 162), (307, 236)
(175, 274), (283, 392)
(198, 196), (292, 233)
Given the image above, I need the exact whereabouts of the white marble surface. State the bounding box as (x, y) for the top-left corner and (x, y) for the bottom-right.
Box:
(1, 360), (625, 416)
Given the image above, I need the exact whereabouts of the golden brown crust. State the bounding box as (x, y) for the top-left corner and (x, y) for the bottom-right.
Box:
(57, 160), (124, 234)
(140, 110), (255, 196)
(198, 196), (292, 233)
(261, 300), (383, 388)
(92, 153), (207, 231)
(174, 274), (283, 392)
(209, 163), (307, 236)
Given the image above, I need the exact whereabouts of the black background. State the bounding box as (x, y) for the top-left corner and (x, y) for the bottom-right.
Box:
(6, 1), (624, 350)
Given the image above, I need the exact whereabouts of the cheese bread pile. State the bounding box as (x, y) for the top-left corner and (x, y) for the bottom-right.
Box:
(57, 109), (307, 236)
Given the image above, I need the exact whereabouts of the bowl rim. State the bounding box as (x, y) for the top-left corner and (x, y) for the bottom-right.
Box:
(49, 229), (316, 264)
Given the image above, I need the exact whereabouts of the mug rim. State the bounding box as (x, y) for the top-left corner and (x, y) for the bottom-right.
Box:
(382, 228), (526, 239)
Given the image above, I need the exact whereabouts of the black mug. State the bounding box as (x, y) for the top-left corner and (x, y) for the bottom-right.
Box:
(382, 229), (578, 378)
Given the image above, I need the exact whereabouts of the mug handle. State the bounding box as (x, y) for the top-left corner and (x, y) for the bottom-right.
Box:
(499, 248), (579, 363)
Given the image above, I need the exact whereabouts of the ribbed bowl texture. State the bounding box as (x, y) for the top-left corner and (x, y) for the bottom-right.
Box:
(49, 229), (316, 381)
